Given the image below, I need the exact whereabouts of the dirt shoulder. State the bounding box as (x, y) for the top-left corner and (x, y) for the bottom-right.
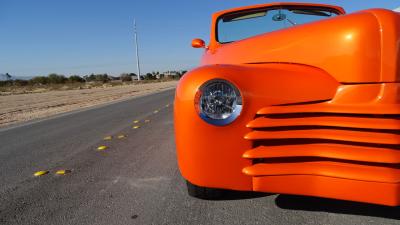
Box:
(0, 81), (178, 127)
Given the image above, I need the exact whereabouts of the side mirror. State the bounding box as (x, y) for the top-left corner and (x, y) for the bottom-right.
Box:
(191, 38), (205, 48)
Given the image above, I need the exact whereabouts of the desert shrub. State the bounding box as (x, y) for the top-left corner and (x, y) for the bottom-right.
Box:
(144, 73), (156, 80)
(120, 73), (132, 82)
(48, 73), (67, 84)
(14, 79), (29, 86)
(68, 75), (85, 83)
(0, 80), (13, 86)
(30, 76), (50, 85)
(84, 74), (110, 83)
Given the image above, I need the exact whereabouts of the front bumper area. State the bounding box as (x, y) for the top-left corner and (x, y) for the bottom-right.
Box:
(242, 83), (400, 206)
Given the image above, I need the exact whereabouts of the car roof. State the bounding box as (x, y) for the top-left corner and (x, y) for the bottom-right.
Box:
(213, 2), (346, 18)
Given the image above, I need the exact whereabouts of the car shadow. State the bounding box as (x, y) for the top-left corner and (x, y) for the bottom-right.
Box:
(199, 188), (400, 220)
(217, 190), (271, 200)
(275, 194), (400, 220)
(196, 189), (271, 201)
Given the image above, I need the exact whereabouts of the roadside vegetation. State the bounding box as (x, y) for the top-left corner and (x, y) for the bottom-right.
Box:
(0, 71), (186, 95)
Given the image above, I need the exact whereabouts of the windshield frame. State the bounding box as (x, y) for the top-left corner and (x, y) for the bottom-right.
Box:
(215, 5), (343, 44)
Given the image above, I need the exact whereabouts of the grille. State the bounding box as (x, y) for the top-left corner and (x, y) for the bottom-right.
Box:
(242, 102), (400, 183)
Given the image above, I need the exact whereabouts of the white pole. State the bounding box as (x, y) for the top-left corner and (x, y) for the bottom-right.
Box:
(134, 19), (141, 81)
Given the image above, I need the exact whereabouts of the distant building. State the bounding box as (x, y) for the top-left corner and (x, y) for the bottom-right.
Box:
(147, 70), (187, 79)
(164, 71), (180, 77)
(155, 73), (163, 79)
(129, 73), (139, 80)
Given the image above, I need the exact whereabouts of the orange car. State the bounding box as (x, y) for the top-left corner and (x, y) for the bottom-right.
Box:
(174, 2), (400, 206)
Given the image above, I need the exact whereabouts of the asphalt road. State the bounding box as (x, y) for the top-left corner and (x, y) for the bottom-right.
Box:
(1, 89), (400, 225)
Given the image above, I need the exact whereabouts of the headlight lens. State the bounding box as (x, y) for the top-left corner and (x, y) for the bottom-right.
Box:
(195, 79), (242, 126)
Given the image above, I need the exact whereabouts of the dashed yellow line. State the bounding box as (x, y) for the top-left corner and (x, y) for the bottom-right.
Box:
(97, 145), (108, 151)
(35, 104), (169, 178)
(56, 170), (71, 175)
(103, 136), (112, 140)
(34, 170), (49, 177)
(117, 134), (126, 139)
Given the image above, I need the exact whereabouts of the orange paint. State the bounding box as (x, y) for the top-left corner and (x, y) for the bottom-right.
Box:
(175, 2), (400, 206)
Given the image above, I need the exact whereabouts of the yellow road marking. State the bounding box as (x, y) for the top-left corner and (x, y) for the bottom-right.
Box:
(103, 136), (112, 140)
(56, 170), (71, 175)
(34, 170), (49, 177)
(117, 134), (126, 139)
(153, 110), (159, 114)
(133, 120), (139, 123)
(97, 145), (108, 151)
(132, 125), (140, 129)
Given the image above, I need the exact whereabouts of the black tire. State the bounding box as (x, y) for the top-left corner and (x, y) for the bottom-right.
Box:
(186, 180), (224, 200)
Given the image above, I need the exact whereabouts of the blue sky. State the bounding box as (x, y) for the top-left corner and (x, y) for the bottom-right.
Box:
(0, 0), (398, 77)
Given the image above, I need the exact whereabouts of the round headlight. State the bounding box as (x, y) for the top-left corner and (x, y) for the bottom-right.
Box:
(195, 79), (242, 126)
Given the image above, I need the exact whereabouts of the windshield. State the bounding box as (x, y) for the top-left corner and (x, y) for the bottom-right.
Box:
(217, 7), (340, 43)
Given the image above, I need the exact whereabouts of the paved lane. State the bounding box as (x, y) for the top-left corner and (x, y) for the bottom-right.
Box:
(1, 89), (400, 225)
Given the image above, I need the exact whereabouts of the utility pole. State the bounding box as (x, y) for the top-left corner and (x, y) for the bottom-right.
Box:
(134, 19), (141, 81)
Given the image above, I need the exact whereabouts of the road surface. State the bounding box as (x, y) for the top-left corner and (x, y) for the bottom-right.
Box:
(1, 89), (400, 225)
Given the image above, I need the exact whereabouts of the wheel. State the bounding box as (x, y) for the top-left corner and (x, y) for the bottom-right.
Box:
(186, 180), (224, 200)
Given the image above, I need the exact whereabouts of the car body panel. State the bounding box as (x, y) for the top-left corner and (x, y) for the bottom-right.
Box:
(205, 9), (400, 83)
(175, 2), (400, 206)
(175, 63), (339, 190)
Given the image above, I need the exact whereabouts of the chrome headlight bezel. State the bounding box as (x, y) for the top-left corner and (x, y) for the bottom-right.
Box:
(194, 79), (243, 126)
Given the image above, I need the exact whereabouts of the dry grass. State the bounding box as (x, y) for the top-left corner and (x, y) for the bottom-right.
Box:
(0, 79), (178, 96)
(0, 80), (178, 127)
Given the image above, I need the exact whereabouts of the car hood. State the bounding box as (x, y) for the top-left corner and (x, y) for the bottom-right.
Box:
(202, 9), (400, 83)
